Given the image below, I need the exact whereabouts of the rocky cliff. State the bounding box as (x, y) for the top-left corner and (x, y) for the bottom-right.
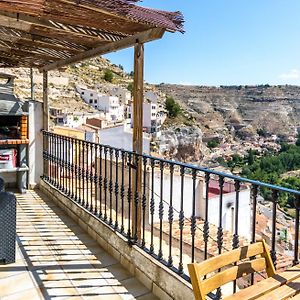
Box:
(157, 84), (300, 139)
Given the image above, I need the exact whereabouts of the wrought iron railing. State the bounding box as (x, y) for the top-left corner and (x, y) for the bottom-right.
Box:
(42, 131), (300, 296)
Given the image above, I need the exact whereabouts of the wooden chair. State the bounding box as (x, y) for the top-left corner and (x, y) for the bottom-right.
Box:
(188, 240), (276, 300)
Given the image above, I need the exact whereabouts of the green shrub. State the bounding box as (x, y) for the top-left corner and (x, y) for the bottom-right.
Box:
(207, 140), (219, 149)
(103, 69), (114, 82)
(165, 96), (180, 118)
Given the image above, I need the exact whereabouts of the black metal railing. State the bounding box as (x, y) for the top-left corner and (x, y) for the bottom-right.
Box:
(42, 131), (300, 296)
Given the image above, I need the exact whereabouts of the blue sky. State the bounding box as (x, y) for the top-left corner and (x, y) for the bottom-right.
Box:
(105, 1), (300, 86)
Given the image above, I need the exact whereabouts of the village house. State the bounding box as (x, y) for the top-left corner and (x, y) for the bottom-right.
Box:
(77, 86), (124, 122)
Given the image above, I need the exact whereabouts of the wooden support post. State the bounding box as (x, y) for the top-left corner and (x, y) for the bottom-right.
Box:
(30, 68), (34, 101)
(43, 70), (49, 130)
(43, 70), (49, 177)
(132, 42), (144, 241)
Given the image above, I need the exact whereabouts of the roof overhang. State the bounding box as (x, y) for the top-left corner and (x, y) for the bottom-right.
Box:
(0, 0), (184, 71)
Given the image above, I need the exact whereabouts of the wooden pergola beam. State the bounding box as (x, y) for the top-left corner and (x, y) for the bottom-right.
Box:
(41, 28), (165, 72)
(0, 13), (106, 47)
(0, 33), (82, 54)
(0, 12), (126, 41)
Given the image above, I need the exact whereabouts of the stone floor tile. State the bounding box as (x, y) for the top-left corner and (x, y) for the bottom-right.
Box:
(112, 278), (150, 298)
(136, 292), (160, 300)
(2, 287), (43, 300)
(0, 272), (37, 298)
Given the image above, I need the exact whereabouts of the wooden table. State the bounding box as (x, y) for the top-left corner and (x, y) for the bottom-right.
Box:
(225, 265), (300, 300)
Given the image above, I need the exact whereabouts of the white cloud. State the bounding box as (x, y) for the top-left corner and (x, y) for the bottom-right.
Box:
(279, 69), (300, 80)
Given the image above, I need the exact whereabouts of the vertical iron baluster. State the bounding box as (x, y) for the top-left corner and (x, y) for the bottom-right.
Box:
(191, 169), (197, 263)
(167, 164), (174, 267)
(127, 152), (132, 241)
(42, 132), (46, 178)
(62, 135), (65, 192)
(271, 190), (278, 268)
(47, 132), (52, 183)
(141, 156), (147, 248)
(216, 176), (224, 299)
(78, 140), (82, 204)
(90, 143), (94, 212)
(233, 180), (241, 249)
(58, 134), (61, 189)
(64, 135), (67, 192)
(133, 154), (140, 244)
(68, 137), (71, 196)
(94, 144), (98, 215)
(99, 145), (103, 218)
(232, 180), (240, 294)
(70, 137), (74, 198)
(293, 196), (300, 265)
(204, 173), (210, 261)
(158, 161), (164, 260)
(81, 141), (86, 207)
(217, 176), (224, 255)
(75, 139), (78, 202)
(251, 185), (258, 243)
(120, 151), (125, 233)
(251, 185), (258, 285)
(44, 132), (48, 181)
(178, 166), (185, 275)
(85, 141), (90, 209)
(54, 133), (58, 187)
(104, 146), (108, 221)
(109, 147), (113, 225)
(115, 149), (119, 230)
(149, 159), (155, 254)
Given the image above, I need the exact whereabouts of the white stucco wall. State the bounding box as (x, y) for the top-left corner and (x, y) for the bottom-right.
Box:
(151, 172), (202, 223)
(28, 100), (43, 187)
(199, 188), (252, 240)
(99, 125), (150, 153)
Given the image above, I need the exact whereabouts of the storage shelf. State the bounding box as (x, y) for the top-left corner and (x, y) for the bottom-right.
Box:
(0, 166), (29, 173)
(0, 139), (29, 145)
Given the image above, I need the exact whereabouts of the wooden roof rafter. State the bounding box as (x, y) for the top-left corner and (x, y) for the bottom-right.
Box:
(0, 0), (184, 69)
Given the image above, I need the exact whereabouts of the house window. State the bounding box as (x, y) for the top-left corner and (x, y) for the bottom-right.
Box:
(89, 99), (93, 104)
(81, 92), (84, 95)
(90, 93), (93, 97)
(94, 99), (97, 104)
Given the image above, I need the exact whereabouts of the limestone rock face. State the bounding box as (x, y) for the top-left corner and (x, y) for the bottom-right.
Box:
(159, 126), (205, 162)
(158, 84), (300, 139)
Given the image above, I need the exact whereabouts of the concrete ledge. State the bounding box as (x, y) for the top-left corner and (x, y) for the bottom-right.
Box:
(39, 179), (194, 300)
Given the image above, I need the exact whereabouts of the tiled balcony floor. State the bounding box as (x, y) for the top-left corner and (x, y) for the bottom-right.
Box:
(0, 190), (157, 300)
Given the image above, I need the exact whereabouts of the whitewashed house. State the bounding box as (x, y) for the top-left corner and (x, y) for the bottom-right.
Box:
(55, 112), (100, 128)
(110, 86), (131, 105)
(77, 86), (124, 122)
(128, 101), (162, 137)
(99, 123), (150, 153)
(198, 179), (252, 240)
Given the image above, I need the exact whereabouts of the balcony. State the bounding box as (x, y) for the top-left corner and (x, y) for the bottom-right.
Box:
(0, 190), (158, 299)
(35, 131), (300, 299)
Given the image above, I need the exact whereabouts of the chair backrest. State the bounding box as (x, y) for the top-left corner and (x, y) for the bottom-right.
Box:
(187, 239), (276, 300)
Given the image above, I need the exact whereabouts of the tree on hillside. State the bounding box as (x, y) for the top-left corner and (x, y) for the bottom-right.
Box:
(165, 96), (181, 118)
(104, 69), (114, 82)
(127, 83), (134, 95)
(207, 139), (219, 149)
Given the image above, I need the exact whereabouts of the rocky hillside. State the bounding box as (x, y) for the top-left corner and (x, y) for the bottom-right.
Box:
(0, 57), (134, 112)
(157, 84), (300, 139)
